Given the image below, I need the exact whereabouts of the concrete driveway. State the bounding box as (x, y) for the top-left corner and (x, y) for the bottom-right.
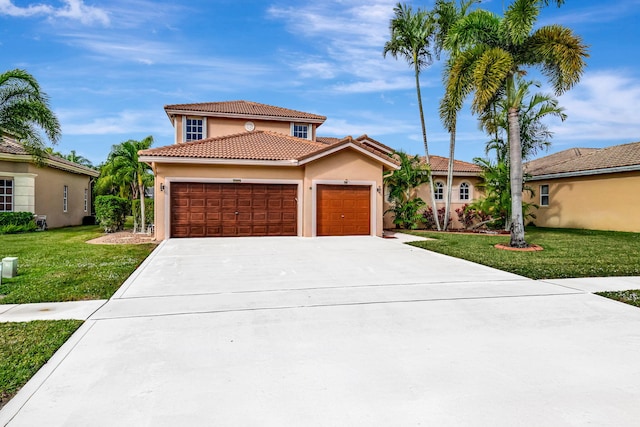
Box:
(3, 236), (640, 426)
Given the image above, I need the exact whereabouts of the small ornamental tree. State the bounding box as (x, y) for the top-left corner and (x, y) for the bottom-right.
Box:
(95, 195), (129, 233)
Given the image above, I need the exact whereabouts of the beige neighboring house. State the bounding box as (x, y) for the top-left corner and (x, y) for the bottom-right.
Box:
(139, 101), (399, 240)
(0, 135), (99, 229)
(524, 141), (640, 233)
(383, 156), (483, 230)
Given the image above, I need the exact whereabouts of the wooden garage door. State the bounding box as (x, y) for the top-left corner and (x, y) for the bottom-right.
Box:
(171, 183), (297, 238)
(317, 185), (370, 236)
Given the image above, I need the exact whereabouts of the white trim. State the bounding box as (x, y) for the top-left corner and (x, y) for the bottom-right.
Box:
(298, 142), (400, 170)
(311, 180), (377, 237)
(434, 180), (445, 201)
(173, 116), (178, 144)
(528, 164), (640, 181)
(539, 184), (550, 207)
(163, 178), (303, 238)
(290, 122), (312, 140)
(63, 185), (68, 213)
(166, 109), (325, 124)
(459, 181), (471, 202)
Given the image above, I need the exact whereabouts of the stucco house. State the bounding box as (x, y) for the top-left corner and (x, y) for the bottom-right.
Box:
(138, 101), (399, 239)
(383, 156), (483, 230)
(524, 141), (640, 233)
(0, 135), (99, 228)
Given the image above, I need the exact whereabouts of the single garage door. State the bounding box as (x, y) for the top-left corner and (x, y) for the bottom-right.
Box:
(317, 184), (371, 236)
(171, 183), (297, 238)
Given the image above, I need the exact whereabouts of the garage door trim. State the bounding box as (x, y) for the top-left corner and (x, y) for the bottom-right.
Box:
(312, 180), (376, 237)
(164, 178), (303, 238)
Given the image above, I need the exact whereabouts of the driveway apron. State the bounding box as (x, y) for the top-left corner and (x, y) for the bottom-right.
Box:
(2, 236), (640, 426)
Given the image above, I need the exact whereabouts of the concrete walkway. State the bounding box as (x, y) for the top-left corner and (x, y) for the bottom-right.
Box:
(2, 236), (640, 426)
(0, 300), (106, 322)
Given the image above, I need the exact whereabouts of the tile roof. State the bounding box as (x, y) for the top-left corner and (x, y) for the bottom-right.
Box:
(139, 131), (399, 168)
(0, 136), (98, 176)
(316, 136), (341, 145)
(525, 142), (640, 176)
(524, 148), (598, 175)
(164, 100), (326, 123)
(419, 155), (482, 174)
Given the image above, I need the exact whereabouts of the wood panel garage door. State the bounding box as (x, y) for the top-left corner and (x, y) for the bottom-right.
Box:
(171, 183), (297, 238)
(317, 184), (370, 236)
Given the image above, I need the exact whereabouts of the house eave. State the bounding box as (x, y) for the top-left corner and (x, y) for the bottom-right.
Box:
(297, 142), (400, 170)
(138, 155), (299, 167)
(0, 153), (99, 177)
(527, 164), (640, 181)
(164, 109), (326, 125)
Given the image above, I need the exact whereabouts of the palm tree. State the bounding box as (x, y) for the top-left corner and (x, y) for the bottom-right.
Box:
(441, 0), (587, 247)
(109, 136), (154, 232)
(384, 151), (432, 229)
(383, 3), (441, 230)
(64, 150), (94, 168)
(431, 0), (479, 230)
(480, 78), (567, 163)
(0, 69), (61, 159)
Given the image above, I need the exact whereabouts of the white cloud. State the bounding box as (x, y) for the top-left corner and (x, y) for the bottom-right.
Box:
(551, 70), (640, 143)
(58, 108), (169, 136)
(0, 0), (109, 26)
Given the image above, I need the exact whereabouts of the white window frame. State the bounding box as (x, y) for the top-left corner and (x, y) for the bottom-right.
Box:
(459, 182), (470, 201)
(291, 123), (311, 140)
(63, 185), (68, 212)
(0, 179), (13, 212)
(183, 116), (206, 142)
(434, 181), (444, 201)
(84, 188), (88, 212)
(540, 184), (549, 207)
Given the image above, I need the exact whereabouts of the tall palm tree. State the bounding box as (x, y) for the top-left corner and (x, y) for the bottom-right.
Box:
(109, 136), (154, 232)
(383, 3), (441, 230)
(442, 0), (587, 247)
(0, 69), (61, 159)
(480, 78), (567, 163)
(431, 0), (479, 230)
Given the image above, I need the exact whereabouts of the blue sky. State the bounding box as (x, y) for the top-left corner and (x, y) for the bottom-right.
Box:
(2, 0), (639, 165)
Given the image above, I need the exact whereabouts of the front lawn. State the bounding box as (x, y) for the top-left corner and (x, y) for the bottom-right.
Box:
(0, 320), (83, 409)
(0, 225), (156, 304)
(407, 227), (640, 280)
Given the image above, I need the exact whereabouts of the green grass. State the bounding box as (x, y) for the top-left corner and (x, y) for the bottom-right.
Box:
(0, 225), (156, 304)
(406, 227), (640, 280)
(597, 290), (640, 307)
(0, 320), (83, 408)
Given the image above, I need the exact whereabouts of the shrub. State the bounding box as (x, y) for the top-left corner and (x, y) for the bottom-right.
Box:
(132, 198), (154, 228)
(386, 197), (425, 230)
(422, 207), (452, 230)
(0, 212), (37, 234)
(455, 204), (475, 230)
(94, 195), (129, 233)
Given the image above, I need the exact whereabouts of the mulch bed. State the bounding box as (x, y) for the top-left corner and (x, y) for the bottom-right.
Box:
(86, 231), (159, 245)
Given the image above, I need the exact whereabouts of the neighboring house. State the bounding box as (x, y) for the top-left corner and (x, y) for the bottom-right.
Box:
(383, 156), (483, 230)
(0, 135), (99, 228)
(138, 101), (399, 239)
(524, 141), (640, 233)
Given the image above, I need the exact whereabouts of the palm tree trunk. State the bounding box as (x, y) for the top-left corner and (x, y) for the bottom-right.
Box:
(414, 61), (441, 231)
(138, 175), (145, 234)
(444, 117), (456, 230)
(508, 107), (527, 247)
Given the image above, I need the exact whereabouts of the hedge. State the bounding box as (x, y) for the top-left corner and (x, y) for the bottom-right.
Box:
(0, 212), (37, 234)
(94, 195), (130, 233)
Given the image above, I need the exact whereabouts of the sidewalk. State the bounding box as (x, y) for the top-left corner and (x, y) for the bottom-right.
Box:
(0, 300), (107, 322)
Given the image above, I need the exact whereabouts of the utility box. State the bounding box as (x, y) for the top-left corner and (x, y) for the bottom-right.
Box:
(2, 257), (18, 278)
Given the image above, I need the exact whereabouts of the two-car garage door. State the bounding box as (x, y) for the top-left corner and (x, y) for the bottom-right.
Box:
(171, 183), (297, 238)
(170, 182), (371, 238)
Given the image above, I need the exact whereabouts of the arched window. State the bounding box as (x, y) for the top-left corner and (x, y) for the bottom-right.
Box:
(434, 181), (444, 200)
(460, 182), (470, 201)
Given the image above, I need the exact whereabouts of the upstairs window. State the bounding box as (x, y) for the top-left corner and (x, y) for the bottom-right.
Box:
(292, 123), (310, 139)
(434, 181), (444, 200)
(185, 117), (204, 141)
(0, 179), (13, 212)
(540, 185), (549, 206)
(460, 182), (470, 201)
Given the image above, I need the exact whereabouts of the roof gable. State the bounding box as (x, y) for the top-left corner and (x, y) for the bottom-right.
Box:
(419, 155), (482, 175)
(164, 101), (326, 124)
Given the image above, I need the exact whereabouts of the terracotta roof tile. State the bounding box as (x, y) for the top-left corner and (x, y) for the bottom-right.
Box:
(296, 136), (400, 167)
(139, 131), (329, 161)
(525, 142), (640, 176)
(164, 100), (326, 122)
(524, 148), (598, 175)
(419, 155), (482, 174)
(316, 136), (341, 145)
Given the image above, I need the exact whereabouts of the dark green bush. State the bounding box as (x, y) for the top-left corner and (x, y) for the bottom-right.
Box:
(132, 198), (154, 227)
(0, 212), (37, 234)
(94, 196), (130, 233)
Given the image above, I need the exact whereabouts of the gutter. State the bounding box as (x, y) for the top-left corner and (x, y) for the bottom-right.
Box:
(527, 164), (640, 181)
